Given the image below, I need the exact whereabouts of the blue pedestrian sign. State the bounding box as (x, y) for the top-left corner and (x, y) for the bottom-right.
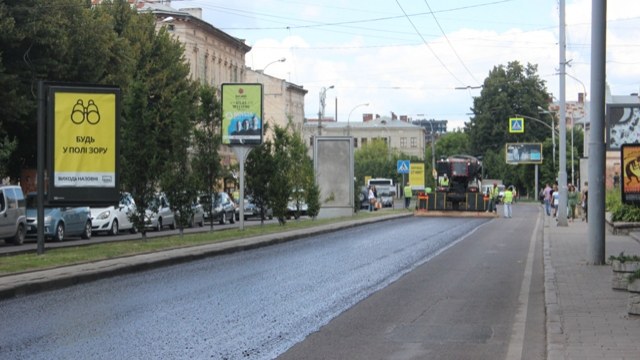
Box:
(397, 160), (410, 174)
(509, 117), (524, 133)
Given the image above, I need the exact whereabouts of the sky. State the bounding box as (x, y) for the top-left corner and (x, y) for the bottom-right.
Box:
(170, 0), (640, 130)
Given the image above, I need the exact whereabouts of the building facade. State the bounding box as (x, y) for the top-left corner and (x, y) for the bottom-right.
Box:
(302, 117), (426, 159)
(244, 69), (307, 142)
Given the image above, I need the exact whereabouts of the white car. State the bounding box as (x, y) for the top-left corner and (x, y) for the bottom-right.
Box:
(91, 192), (137, 235)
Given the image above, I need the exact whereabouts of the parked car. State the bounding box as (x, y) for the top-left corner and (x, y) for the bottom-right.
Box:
(199, 192), (236, 225)
(287, 189), (308, 219)
(189, 202), (205, 227)
(358, 186), (370, 209)
(378, 189), (395, 208)
(144, 193), (175, 231)
(235, 196), (273, 221)
(91, 192), (137, 235)
(0, 185), (27, 245)
(25, 194), (92, 242)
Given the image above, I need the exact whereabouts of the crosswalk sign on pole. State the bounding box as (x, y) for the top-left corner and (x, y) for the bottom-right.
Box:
(509, 117), (524, 133)
(397, 160), (410, 174)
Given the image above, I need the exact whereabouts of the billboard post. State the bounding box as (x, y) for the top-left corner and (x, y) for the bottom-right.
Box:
(221, 83), (263, 230)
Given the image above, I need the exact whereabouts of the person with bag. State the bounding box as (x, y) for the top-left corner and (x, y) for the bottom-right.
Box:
(368, 186), (376, 212)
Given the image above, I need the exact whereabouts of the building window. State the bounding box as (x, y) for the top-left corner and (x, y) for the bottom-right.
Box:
(361, 138), (367, 146)
(400, 137), (407, 148)
(310, 138), (314, 147)
(411, 137), (417, 147)
(354, 138), (358, 148)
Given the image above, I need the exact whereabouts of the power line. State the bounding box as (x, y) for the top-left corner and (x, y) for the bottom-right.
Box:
(422, 0), (480, 85)
(393, 0), (466, 86)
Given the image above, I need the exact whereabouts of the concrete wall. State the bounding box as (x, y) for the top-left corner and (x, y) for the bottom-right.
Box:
(314, 137), (354, 218)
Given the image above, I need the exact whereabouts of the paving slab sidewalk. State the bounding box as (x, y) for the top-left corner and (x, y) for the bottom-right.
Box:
(544, 215), (640, 360)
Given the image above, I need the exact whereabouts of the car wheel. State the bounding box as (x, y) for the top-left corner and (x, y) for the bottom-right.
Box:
(109, 219), (119, 236)
(129, 225), (138, 234)
(169, 220), (176, 230)
(219, 213), (226, 225)
(53, 222), (65, 242)
(81, 220), (92, 240)
(12, 223), (25, 245)
(198, 217), (204, 227)
(156, 218), (162, 231)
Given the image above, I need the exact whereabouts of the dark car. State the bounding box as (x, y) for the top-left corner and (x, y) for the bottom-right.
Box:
(235, 196), (273, 221)
(200, 192), (236, 225)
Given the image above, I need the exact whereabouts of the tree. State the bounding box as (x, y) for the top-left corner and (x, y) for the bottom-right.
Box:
(465, 61), (553, 197)
(191, 84), (223, 229)
(245, 140), (275, 224)
(119, 10), (195, 238)
(270, 125), (294, 224)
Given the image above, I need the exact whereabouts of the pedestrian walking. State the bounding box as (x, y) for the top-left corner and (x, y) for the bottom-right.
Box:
(552, 184), (559, 218)
(368, 186), (375, 212)
(567, 184), (578, 222)
(581, 181), (588, 222)
(403, 182), (413, 209)
(543, 183), (552, 216)
(503, 186), (514, 218)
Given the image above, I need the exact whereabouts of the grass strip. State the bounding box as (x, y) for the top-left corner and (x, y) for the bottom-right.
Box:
(0, 209), (406, 275)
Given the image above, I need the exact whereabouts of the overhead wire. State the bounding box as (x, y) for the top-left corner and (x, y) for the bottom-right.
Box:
(422, 0), (481, 85)
(393, 0), (466, 86)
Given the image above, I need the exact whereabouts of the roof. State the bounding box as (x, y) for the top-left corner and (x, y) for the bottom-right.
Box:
(139, 3), (251, 53)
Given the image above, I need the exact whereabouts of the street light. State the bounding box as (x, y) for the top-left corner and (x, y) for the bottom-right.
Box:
(260, 57), (286, 75)
(347, 103), (369, 136)
(537, 106), (557, 172)
(318, 85), (334, 136)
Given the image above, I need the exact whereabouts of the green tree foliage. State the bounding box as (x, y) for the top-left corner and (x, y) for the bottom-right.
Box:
(354, 140), (421, 190)
(465, 61), (554, 197)
(270, 125), (294, 224)
(116, 6), (195, 238)
(191, 84), (223, 229)
(0, 0), (131, 179)
(245, 140), (276, 224)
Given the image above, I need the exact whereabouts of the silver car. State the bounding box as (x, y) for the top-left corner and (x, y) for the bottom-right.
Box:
(0, 185), (27, 245)
(145, 193), (175, 231)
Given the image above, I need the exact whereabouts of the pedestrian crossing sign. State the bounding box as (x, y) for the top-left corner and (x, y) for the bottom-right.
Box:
(509, 117), (524, 133)
(397, 160), (410, 174)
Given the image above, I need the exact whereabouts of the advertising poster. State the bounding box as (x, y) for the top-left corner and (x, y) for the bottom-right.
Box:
(409, 163), (425, 190)
(606, 104), (640, 150)
(47, 84), (120, 205)
(53, 92), (116, 187)
(621, 144), (640, 204)
(221, 83), (263, 146)
(505, 143), (543, 164)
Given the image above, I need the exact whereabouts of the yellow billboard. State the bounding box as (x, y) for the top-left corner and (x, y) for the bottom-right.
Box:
(409, 163), (425, 190)
(53, 92), (116, 188)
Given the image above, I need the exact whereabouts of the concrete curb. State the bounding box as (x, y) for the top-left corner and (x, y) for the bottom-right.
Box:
(0, 213), (412, 301)
(542, 214), (565, 359)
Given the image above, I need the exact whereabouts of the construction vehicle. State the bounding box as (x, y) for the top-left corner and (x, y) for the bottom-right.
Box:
(416, 155), (493, 215)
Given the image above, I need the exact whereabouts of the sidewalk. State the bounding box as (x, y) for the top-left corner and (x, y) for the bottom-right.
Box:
(543, 214), (640, 359)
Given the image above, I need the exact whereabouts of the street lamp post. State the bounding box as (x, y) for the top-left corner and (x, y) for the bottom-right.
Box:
(318, 85), (334, 136)
(347, 103), (369, 136)
(538, 107), (557, 172)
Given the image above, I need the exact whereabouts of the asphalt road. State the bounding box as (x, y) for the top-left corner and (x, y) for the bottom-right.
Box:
(0, 204), (544, 360)
(279, 204), (546, 360)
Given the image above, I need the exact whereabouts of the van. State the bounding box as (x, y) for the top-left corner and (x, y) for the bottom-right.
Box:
(0, 185), (27, 245)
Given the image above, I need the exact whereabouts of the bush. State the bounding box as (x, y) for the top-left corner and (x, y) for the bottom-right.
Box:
(607, 189), (640, 222)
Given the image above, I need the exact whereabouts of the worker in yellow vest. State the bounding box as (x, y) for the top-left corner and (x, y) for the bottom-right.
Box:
(403, 182), (413, 209)
(503, 187), (514, 218)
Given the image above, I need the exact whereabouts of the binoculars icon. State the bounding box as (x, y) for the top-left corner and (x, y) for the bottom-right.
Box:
(71, 99), (100, 125)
